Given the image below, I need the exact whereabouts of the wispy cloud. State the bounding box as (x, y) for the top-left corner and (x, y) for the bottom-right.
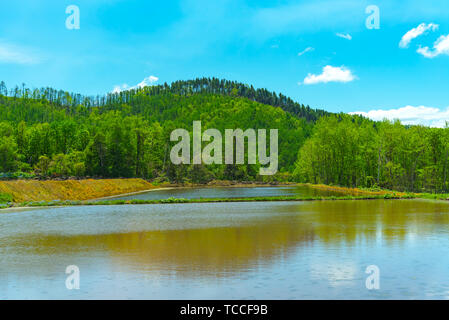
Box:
(399, 23), (439, 48)
(301, 65), (356, 85)
(336, 33), (352, 40)
(417, 34), (449, 58)
(112, 75), (159, 93)
(297, 47), (314, 56)
(0, 42), (39, 64)
(349, 105), (449, 128)
(136, 75), (159, 88)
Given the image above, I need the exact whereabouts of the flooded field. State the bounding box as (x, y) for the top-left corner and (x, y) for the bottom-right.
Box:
(1, 187), (449, 299)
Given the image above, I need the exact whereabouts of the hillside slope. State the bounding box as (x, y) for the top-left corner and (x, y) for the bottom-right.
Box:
(0, 78), (319, 182)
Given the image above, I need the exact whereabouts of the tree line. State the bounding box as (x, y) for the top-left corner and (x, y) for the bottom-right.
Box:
(0, 81), (309, 183)
(2, 79), (447, 192)
(0, 78), (329, 122)
(294, 115), (449, 193)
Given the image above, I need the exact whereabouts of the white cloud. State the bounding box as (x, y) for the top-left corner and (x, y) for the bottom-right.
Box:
(112, 84), (129, 94)
(349, 105), (449, 128)
(417, 34), (449, 58)
(301, 65), (356, 85)
(0, 42), (39, 64)
(336, 33), (352, 40)
(399, 23), (439, 48)
(297, 47), (314, 56)
(136, 75), (159, 88)
(112, 75), (159, 93)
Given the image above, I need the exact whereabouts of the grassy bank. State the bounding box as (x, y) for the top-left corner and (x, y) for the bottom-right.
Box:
(302, 183), (449, 200)
(298, 183), (407, 196)
(0, 178), (157, 203)
(1, 180), (449, 210)
(2, 193), (417, 209)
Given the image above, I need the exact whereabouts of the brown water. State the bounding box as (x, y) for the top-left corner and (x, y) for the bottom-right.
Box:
(1, 195), (449, 299)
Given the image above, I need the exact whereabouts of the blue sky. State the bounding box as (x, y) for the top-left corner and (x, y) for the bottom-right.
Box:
(1, 0), (449, 125)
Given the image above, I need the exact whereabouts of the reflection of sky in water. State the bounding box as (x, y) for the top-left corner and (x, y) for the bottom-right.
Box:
(309, 261), (359, 288)
(106, 185), (347, 201)
(1, 198), (449, 299)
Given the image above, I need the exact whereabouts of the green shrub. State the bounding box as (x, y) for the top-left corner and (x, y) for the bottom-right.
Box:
(0, 193), (13, 203)
(0, 171), (36, 180)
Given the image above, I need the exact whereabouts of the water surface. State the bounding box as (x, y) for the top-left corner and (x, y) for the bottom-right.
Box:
(1, 195), (449, 299)
(108, 185), (347, 201)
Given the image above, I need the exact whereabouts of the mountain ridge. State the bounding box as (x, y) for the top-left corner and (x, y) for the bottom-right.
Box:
(0, 77), (331, 123)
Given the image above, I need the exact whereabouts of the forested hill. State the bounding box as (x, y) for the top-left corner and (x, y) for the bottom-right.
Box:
(1, 78), (448, 193)
(0, 78), (329, 123)
(0, 78), (319, 183)
(124, 78), (330, 121)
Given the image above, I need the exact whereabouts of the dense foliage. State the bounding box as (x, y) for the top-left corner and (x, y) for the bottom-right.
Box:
(0, 79), (314, 183)
(0, 78), (328, 122)
(2, 78), (447, 193)
(294, 115), (449, 193)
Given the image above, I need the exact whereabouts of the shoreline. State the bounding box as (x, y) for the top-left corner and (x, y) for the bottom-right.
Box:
(0, 194), (424, 211)
(1, 181), (448, 211)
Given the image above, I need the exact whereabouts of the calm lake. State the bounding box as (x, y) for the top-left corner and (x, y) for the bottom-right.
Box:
(1, 186), (449, 299)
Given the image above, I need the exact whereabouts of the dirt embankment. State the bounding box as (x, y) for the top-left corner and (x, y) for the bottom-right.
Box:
(0, 179), (156, 202)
